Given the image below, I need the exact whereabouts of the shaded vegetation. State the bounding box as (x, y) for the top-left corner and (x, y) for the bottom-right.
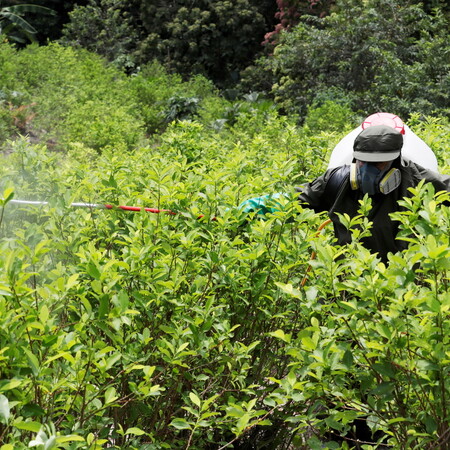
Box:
(242, 0), (450, 120)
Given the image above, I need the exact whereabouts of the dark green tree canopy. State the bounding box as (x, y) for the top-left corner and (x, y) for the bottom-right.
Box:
(248, 0), (450, 120)
(60, 0), (268, 85)
(3, 0), (449, 119)
(132, 0), (268, 85)
(60, 0), (137, 69)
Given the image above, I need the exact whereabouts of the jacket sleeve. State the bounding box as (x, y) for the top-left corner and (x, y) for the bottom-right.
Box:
(423, 171), (450, 193)
(405, 160), (450, 193)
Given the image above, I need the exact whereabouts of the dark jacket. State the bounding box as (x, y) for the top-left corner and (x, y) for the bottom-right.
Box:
(297, 158), (450, 261)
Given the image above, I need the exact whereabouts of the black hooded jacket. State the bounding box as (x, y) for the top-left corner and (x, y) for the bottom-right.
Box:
(297, 157), (450, 262)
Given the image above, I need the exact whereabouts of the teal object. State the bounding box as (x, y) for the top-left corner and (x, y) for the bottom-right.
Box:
(239, 193), (288, 216)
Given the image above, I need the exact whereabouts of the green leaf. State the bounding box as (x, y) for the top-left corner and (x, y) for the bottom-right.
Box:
(236, 413), (250, 433)
(39, 305), (49, 325)
(373, 362), (397, 378)
(269, 329), (291, 343)
(275, 282), (302, 299)
(21, 403), (45, 418)
(0, 288), (12, 297)
(189, 392), (201, 407)
(2, 187), (14, 204)
(387, 417), (410, 424)
(371, 381), (395, 396)
(87, 261), (101, 280)
(1, 444), (15, 450)
(104, 387), (118, 404)
(0, 395), (10, 423)
(56, 435), (85, 443)
(342, 349), (353, 368)
(105, 353), (122, 371)
(44, 352), (75, 366)
(287, 371), (296, 387)
(325, 416), (344, 431)
(98, 295), (109, 319)
(301, 336), (316, 351)
(170, 418), (192, 430)
(0, 378), (23, 392)
(66, 273), (79, 289)
(14, 420), (41, 432)
(23, 348), (40, 376)
(116, 291), (129, 311)
(125, 427), (146, 436)
(307, 436), (325, 450)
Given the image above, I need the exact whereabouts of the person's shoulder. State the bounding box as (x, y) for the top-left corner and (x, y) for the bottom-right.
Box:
(401, 157), (437, 176)
(401, 157), (450, 188)
(326, 165), (350, 191)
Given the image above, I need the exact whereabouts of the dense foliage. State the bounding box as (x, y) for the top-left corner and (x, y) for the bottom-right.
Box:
(263, 0), (337, 47)
(56, 0), (137, 70)
(242, 0), (450, 121)
(0, 42), (231, 147)
(4, 0), (447, 123)
(59, 0), (269, 85)
(1, 42), (450, 449)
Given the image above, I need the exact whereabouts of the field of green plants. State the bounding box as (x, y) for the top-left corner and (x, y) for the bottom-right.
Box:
(1, 42), (450, 449)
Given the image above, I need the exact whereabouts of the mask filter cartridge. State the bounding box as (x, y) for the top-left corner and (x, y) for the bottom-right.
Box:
(379, 168), (401, 194)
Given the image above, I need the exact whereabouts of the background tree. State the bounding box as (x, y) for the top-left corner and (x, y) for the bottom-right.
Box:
(244, 0), (450, 120)
(61, 0), (268, 86)
(420, 0), (450, 15)
(132, 0), (268, 86)
(262, 0), (449, 49)
(60, 0), (138, 70)
(249, 0), (278, 34)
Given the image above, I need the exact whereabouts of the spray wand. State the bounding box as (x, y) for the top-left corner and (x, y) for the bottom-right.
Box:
(6, 199), (213, 219)
(9, 199), (175, 214)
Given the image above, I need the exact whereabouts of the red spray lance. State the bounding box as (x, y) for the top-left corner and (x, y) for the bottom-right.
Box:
(7, 199), (212, 219)
(9, 199), (176, 214)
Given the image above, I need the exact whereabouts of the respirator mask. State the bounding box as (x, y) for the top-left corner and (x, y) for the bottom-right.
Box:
(350, 162), (401, 195)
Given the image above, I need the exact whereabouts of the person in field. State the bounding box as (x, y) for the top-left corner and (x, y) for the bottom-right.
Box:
(241, 113), (450, 262)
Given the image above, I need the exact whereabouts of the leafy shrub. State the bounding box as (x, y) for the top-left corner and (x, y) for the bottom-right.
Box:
(0, 38), (449, 449)
(163, 96), (201, 124)
(271, 183), (450, 448)
(303, 99), (357, 133)
(407, 114), (450, 172)
(0, 101), (13, 143)
(0, 42), (144, 151)
(0, 43), (18, 90)
(1, 126), (449, 447)
(212, 92), (278, 130)
(0, 105), (332, 447)
(62, 100), (145, 153)
(129, 62), (228, 134)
